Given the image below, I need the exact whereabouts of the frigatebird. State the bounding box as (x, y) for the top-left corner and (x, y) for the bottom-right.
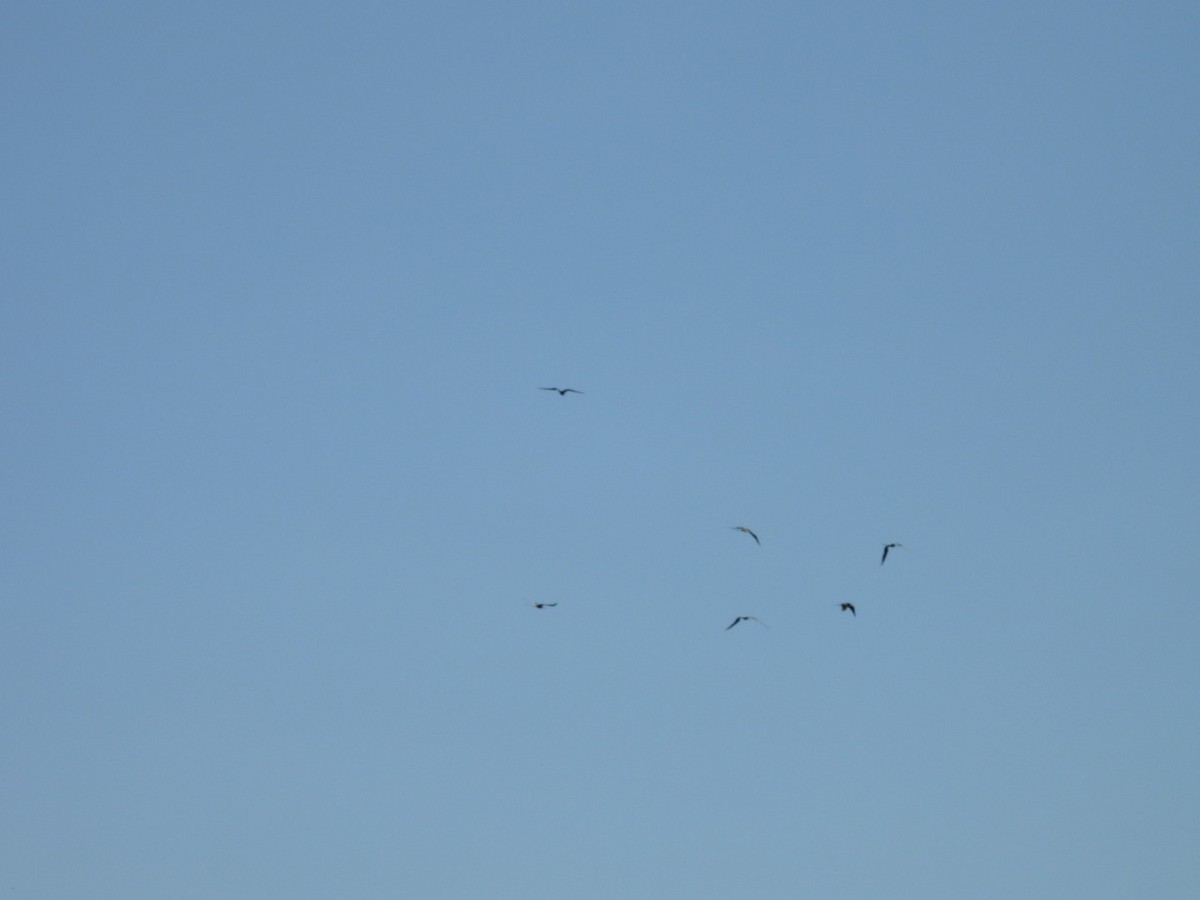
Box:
(530, 601), (558, 609)
(539, 387), (584, 395)
(840, 602), (856, 617)
(732, 526), (760, 545)
(881, 543), (904, 565)
(725, 615), (767, 631)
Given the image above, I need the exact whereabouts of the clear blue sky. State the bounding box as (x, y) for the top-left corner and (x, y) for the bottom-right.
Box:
(3, 2), (1198, 897)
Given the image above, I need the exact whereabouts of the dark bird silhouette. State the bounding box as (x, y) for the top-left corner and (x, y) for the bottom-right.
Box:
(530, 601), (558, 609)
(539, 387), (584, 395)
(732, 526), (760, 545)
(840, 602), (856, 617)
(725, 615), (767, 631)
(881, 542), (904, 565)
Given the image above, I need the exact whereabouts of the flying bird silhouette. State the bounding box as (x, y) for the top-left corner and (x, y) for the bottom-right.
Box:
(881, 543), (904, 565)
(725, 615), (767, 631)
(732, 526), (760, 545)
(840, 602), (856, 617)
(539, 387), (584, 395)
(530, 601), (558, 609)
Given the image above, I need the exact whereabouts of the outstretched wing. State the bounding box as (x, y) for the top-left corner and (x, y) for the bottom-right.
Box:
(733, 526), (760, 544)
(726, 617), (742, 630)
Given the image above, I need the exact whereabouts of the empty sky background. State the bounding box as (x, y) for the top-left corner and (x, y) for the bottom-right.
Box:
(3, 2), (1198, 897)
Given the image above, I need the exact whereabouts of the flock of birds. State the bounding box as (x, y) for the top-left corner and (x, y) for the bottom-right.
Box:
(530, 387), (906, 630)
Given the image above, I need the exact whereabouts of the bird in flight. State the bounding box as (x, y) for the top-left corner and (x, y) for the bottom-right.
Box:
(530, 601), (558, 609)
(725, 615), (767, 631)
(539, 387), (584, 395)
(881, 542), (904, 565)
(840, 602), (856, 617)
(732, 526), (760, 545)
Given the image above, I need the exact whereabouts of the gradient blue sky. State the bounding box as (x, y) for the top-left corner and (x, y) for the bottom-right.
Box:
(3, 2), (1198, 897)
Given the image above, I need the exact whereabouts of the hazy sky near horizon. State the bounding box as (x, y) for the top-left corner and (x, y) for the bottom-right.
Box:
(3, 2), (1198, 897)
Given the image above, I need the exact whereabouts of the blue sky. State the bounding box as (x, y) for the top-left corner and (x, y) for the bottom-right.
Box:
(3, 2), (1198, 897)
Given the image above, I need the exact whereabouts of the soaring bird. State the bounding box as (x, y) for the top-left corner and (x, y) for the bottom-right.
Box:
(881, 542), (904, 565)
(725, 615), (767, 630)
(530, 601), (558, 609)
(840, 602), (856, 617)
(539, 387), (584, 395)
(732, 526), (760, 545)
